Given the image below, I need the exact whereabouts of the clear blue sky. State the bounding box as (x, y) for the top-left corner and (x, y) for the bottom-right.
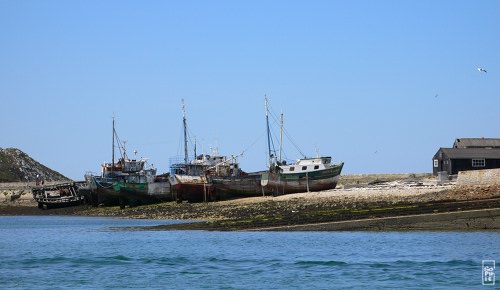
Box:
(1, 1), (499, 180)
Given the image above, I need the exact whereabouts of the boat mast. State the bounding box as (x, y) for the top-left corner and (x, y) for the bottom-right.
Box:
(182, 99), (188, 164)
(112, 115), (115, 167)
(123, 141), (127, 159)
(279, 112), (283, 164)
(194, 137), (197, 161)
(265, 96), (272, 167)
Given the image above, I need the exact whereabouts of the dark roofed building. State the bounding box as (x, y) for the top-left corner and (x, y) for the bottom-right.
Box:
(433, 138), (500, 175)
(453, 138), (500, 149)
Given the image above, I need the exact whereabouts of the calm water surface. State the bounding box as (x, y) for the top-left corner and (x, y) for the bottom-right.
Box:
(0, 216), (498, 289)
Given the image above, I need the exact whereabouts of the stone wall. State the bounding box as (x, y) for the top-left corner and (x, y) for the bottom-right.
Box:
(456, 169), (500, 186)
(0, 181), (62, 206)
(339, 173), (432, 186)
(0, 188), (35, 206)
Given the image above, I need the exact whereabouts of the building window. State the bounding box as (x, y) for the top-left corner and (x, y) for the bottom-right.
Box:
(433, 160), (438, 167)
(472, 159), (485, 167)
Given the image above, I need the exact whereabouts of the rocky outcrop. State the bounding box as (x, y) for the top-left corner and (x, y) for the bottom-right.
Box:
(0, 148), (69, 182)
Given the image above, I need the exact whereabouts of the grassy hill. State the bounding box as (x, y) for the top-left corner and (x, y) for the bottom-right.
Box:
(0, 148), (70, 182)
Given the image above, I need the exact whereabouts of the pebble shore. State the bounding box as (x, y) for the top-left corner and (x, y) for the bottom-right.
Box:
(1, 176), (499, 231)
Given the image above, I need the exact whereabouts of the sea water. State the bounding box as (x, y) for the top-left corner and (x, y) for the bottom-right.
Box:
(0, 216), (498, 289)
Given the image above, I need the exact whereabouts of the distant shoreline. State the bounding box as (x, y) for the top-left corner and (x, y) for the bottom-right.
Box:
(1, 174), (499, 231)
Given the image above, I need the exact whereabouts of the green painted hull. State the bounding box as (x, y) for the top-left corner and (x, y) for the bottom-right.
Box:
(213, 163), (344, 199)
(263, 162), (344, 194)
(93, 180), (172, 206)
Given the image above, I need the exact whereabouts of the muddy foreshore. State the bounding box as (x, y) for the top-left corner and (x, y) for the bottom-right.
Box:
(2, 177), (499, 231)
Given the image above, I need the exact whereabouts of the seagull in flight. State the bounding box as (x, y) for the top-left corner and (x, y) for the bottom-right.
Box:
(477, 67), (487, 73)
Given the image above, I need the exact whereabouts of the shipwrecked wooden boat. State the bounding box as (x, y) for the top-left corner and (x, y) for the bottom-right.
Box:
(212, 158), (344, 198)
(212, 171), (270, 200)
(32, 182), (88, 209)
(85, 118), (172, 208)
(262, 157), (344, 194)
(261, 96), (344, 194)
(171, 150), (244, 202)
(169, 99), (223, 202)
(86, 158), (172, 208)
(213, 96), (344, 198)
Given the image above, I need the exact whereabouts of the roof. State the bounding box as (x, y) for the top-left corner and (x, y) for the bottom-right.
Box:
(437, 148), (500, 159)
(453, 138), (500, 148)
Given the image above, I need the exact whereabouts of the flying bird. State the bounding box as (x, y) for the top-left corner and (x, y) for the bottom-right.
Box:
(477, 67), (487, 73)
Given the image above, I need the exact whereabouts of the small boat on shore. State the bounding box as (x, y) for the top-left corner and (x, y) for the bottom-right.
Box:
(85, 118), (172, 208)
